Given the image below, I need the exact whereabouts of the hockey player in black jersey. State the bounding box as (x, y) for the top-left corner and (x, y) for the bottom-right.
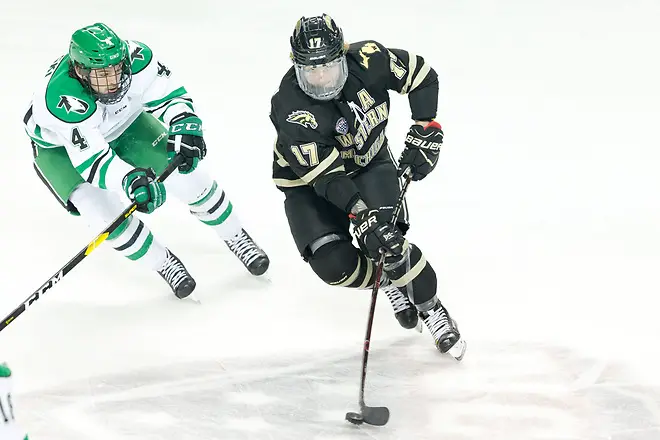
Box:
(270, 14), (465, 358)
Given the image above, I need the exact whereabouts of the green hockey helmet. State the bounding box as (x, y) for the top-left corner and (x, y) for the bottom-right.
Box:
(69, 23), (131, 104)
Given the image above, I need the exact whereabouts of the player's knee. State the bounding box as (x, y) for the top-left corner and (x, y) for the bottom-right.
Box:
(307, 235), (376, 288)
(167, 168), (215, 204)
(70, 183), (126, 229)
(384, 243), (437, 304)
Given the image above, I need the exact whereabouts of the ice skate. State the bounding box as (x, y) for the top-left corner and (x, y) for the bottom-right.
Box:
(419, 299), (466, 361)
(381, 284), (418, 329)
(225, 229), (270, 276)
(158, 249), (196, 299)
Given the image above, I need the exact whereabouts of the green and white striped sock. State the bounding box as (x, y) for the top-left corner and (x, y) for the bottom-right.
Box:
(188, 181), (242, 241)
(107, 216), (167, 270)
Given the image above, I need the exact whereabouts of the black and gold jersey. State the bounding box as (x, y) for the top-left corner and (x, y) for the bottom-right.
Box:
(270, 40), (439, 212)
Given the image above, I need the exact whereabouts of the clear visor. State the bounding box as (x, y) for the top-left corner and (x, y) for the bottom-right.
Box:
(294, 56), (348, 101)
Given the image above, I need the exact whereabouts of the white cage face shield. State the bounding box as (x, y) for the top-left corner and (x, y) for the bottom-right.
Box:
(294, 56), (348, 101)
(88, 63), (124, 95)
(76, 60), (131, 104)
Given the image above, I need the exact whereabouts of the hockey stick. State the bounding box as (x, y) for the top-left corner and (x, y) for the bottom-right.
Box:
(0, 154), (185, 333)
(346, 170), (413, 426)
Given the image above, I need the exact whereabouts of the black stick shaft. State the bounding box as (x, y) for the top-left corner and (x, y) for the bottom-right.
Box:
(357, 171), (413, 408)
(0, 155), (184, 332)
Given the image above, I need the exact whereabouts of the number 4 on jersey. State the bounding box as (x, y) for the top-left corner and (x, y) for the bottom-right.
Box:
(71, 127), (89, 151)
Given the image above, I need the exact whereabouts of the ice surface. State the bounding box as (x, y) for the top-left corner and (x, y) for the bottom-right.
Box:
(1, 0), (659, 438)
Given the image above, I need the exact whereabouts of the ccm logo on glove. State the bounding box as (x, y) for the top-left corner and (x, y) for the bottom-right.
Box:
(170, 122), (202, 133)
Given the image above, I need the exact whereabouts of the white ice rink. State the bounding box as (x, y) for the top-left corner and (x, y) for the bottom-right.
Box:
(1, 0), (660, 438)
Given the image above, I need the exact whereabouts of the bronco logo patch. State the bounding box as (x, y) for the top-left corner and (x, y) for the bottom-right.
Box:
(286, 110), (318, 129)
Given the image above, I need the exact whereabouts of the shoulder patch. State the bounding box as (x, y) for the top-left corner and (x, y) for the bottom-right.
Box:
(128, 40), (153, 75)
(45, 55), (97, 124)
(335, 117), (349, 135)
(56, 95), (90, 114)
(347, 41), (385, 70)
(357, 42), (381, 69)
(286, 110), (318, 129)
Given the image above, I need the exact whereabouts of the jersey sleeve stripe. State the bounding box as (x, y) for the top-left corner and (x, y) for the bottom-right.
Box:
(143, 86), (188, 109)
(25, 130), (58, 148)
(274, 143), (289, 167)
(300, 148), (340, 183)
(74, 150), (103, 174)
(98, 150), (117, 190)
(273, 177), (306, 188)
(23, 106), (32, 125)
(145, 95), (193, 115)
(85, 149), (111, 184)
(409, 62), (431, 92)
(157, 101), (195, 124)
(400, 52), (418, 94)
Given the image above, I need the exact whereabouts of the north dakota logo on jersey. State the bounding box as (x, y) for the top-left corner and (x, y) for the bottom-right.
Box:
(286, 110), (318, 129)
(56, 95), (90, 115)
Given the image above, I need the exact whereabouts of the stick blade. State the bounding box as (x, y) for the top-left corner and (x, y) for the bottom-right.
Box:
(361, 405), (390, 426)
(345, 411), (364, 425)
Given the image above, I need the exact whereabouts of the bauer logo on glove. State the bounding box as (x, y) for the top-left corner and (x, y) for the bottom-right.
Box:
(398, 121), (444, 181)
(404, 133), (442, 151)
(350, 208), (406, 261)
(352, 211), (379, 240)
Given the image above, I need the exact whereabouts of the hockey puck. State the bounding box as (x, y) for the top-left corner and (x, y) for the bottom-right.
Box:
(345, 412), (364, 425)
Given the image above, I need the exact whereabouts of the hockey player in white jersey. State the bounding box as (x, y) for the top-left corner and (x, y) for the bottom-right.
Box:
(23, 23), (269, 299)
(0, 364), (28, 440)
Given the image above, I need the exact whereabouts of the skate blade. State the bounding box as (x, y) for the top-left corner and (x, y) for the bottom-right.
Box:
(447, 338), (466, 361)
(182, 292), (201, 304)
(254, 272), (273, 284)
(415, 318), (423, 334)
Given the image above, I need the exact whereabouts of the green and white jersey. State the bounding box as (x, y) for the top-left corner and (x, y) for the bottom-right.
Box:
(23, 40), (195, 193)
(0, 364), (28, 440)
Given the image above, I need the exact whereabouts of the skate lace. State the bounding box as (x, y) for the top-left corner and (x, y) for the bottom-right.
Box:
(381, 285), (412, 314)
(226, 231), (262, 266)
(423, 306), (452, 339)
(159, 253), (187, 289)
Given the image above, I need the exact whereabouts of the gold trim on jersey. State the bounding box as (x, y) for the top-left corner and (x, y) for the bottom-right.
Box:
(299, 149), (341, 183)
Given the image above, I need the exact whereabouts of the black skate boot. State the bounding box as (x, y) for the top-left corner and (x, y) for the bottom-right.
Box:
(381, 284), (418, 329)
(418, 298), (466, 361)
(225, 229), (270, 276)
(158, 249), (196, 299)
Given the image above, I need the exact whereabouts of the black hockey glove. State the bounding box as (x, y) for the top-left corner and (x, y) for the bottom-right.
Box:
(167, 113), (206, 174)
(350, 208), (406, 262)
(397, 121), (443, 181)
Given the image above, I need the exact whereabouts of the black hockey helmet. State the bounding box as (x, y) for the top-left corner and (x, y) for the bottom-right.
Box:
(290, 14), (348, 100)
(290, 14), (345, 65)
